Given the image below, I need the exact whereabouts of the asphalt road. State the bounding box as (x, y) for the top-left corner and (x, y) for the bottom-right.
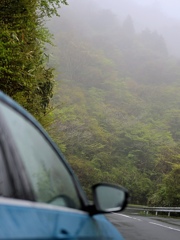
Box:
(106, 213), (180, 240)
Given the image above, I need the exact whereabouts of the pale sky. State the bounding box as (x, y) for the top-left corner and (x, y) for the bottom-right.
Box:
(97, 0), (180, 20)
(129, 0), (180, 19)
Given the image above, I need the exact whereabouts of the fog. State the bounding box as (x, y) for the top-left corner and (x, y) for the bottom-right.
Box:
(54, 0), (180, 58)
(135, 0), (180, 19)
(46, 0), (180, 209)
(97, 0), (180, 20)
(96, 0), (180, 57)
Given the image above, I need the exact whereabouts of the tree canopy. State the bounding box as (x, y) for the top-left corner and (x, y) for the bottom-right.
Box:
(0, 0), (67, 119)
(1, 0), (179, 207)
(47, 2), (180, 206)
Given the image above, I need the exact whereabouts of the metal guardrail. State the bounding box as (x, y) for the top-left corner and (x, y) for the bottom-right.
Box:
(126, 206), (180, 217)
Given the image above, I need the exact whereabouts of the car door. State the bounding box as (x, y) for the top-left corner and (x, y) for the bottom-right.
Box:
(0, 92), (124, 240)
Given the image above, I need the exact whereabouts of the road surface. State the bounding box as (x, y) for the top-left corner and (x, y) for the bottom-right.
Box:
(107, 212), (180, 240)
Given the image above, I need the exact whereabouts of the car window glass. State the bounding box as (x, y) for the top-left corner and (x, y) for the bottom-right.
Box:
(0, 103), (81, 209)
(0, 143), (14, 198)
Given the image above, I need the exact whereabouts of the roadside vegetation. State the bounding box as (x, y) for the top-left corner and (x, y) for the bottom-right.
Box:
(0, 0), (67, 121)
(0, 0), (179, 207)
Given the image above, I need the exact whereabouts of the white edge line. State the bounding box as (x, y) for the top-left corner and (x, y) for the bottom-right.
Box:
(114, 213), (142, 221)
(149, 222), (180, 232)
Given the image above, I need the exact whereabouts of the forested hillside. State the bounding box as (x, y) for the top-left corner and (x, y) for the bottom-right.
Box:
(47, 1), (180, 206)
(0, 0), (179, 207)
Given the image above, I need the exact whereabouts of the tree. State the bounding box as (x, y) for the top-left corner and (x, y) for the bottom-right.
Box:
(149, 164), (180, 206)
(0, 0), (67, 120)
(164, 164), (180, 206)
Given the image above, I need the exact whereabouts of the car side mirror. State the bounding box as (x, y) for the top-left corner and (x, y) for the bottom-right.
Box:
(89, 183), (129, 215)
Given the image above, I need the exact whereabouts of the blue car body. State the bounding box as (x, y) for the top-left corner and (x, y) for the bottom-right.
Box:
(0, 91), (125, 240)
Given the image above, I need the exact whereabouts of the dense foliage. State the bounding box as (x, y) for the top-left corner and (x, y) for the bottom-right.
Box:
(0, 0), (67, 120)
(48, 2), (180, 206)
(0, 0), (179, 207)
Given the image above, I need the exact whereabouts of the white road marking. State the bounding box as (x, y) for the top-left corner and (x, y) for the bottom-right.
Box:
(149, 222), (180, 232)
(114, 213), (142, 221)
(114, 213), (180, 232)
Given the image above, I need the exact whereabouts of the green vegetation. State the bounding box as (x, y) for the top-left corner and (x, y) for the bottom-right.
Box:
(0, 0), (179, 207)
(0, 0), (67, 120)
(48, 2), (180, 206)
